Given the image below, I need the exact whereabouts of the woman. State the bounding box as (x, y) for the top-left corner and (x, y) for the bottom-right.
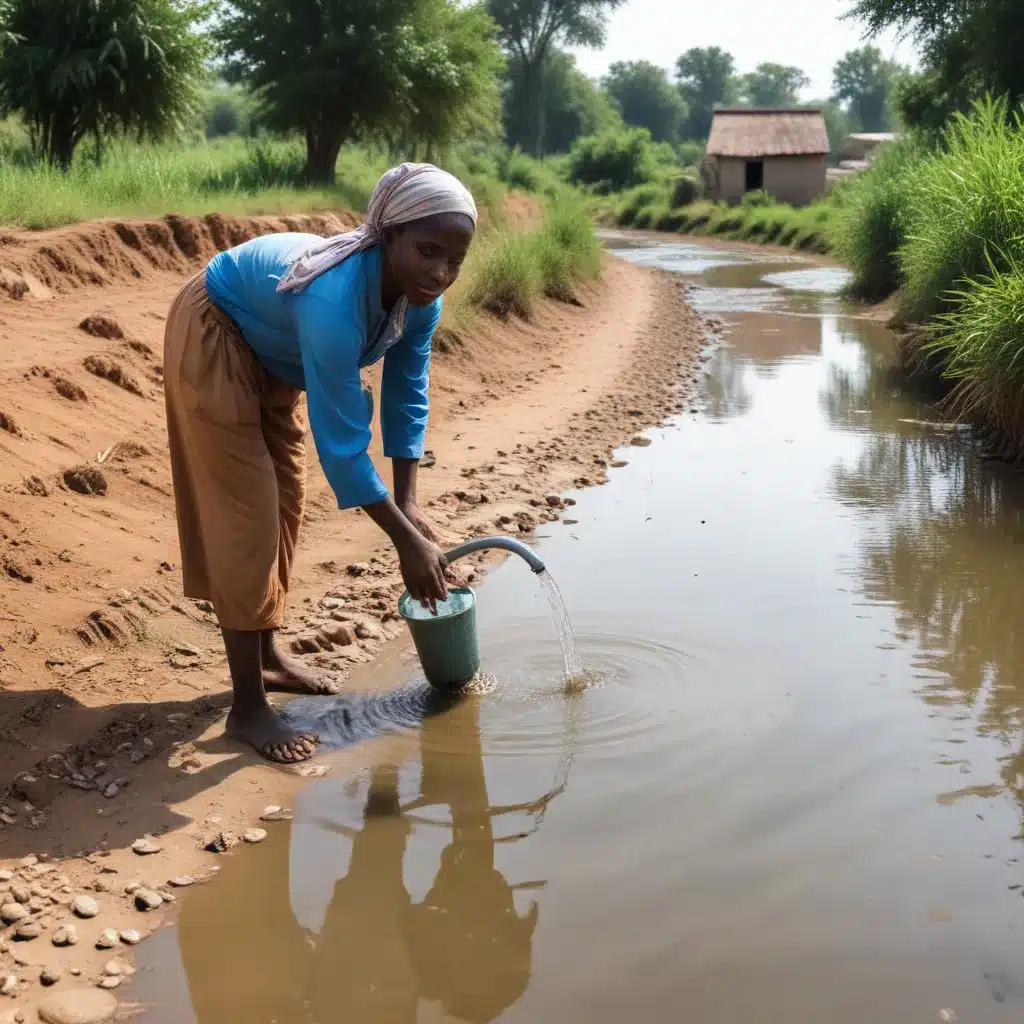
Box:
(164, 163), (477, 764)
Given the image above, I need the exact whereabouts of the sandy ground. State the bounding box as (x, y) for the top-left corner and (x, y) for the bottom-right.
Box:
(0, 211), (713, 1020)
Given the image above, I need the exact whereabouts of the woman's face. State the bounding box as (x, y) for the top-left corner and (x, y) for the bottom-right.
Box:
(384, 213), (475, 307)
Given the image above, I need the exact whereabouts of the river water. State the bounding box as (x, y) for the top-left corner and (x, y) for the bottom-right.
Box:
(136, 236), (1024, 1022)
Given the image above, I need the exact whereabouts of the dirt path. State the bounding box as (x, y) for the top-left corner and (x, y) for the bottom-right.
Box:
(0, 211), (712, 1017)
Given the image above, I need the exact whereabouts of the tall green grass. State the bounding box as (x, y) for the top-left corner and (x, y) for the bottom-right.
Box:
(830, 138), (923, 301)
(461, 193), (601, 321)
(0, 132), (518, 230)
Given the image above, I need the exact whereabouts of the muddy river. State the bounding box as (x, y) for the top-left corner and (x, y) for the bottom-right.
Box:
(136, 237), (1024, 1022)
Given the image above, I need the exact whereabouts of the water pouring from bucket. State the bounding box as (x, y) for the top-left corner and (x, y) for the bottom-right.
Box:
(398, 536), (583, 690)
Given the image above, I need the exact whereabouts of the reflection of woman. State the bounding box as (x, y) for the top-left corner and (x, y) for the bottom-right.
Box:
(402, 697), (540, 1022)
(311, 695), (549, 1023)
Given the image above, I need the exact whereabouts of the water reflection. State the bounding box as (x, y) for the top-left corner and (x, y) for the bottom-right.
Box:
(176, 696), (558, 1024)
(822, 318), (1024, 818)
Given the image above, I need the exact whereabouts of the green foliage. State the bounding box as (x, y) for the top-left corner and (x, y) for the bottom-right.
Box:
(847, 0), (1024, 131)
(670, 171), (700, 208)
(831, 46), (902, 133)
(676, 139), (704, 167)
(467, 191), (600, 317)
(201, 82), (257, 139)
(0, 0), (210, 169)
(896, 98), (1024, 323)
(503, 49), (619, 155)
(830, 135), (922, 300)
(602, 59), (685, 143)
(487, 0), (626, 156)
(739, 62), (809, 107)
(567, 125), (674, 193)
(496, 147), (562, 195)
(218, 0), (502, 184)
(675, 46), (736, 141)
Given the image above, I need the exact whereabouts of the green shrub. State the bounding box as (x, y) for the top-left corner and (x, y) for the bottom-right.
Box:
(616, 182), (669, 224)
(676, 140), (705, 168)
(740, 189), (775, 209)
(670, 172), (700, 208)
(568, 126), (670, 193)
(465, 193), (600, 318)
(830, 136), (923, 302)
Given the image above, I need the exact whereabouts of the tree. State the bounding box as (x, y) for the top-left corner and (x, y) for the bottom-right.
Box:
(487, 0), (627, 157)
(218, 0), (503, 184)
(675, 46), (737, 141)
(831, 45), (900, 132)
(0, 0), (210, 169)
(381, 2), (504, 161)
(846, 0), (1024, 129)
(503, 49), (618, 154)
(602, 60), (685, 143)
(808, 98), (855, 165)
(740, 62), (809, 107)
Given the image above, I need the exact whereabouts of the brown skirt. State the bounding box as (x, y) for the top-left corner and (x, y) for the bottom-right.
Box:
(163, 275), (306, 631)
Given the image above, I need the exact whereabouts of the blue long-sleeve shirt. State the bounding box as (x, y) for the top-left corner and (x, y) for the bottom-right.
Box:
(205, 233), (441, 510)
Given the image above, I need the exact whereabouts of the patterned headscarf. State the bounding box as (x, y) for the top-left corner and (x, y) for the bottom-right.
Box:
(275, 162), (477, 294)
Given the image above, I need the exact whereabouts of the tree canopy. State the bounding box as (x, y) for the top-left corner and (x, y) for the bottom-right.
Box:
(846, 0), (1024, 129)
(740, 62), (809, 107)
(831, 45), (900, 132)
(504, 49), (617, 155)
(602, 60), (684, 143)
(0, 0), (210, 168)
(675, 46), (736, 140)
(487, 0), (626, 155)
(218, 0), (502, 183)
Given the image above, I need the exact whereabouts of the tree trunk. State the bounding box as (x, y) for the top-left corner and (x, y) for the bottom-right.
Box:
(304, 121), (345, 186)
(522, 58), (546, 158)
(46, 112), (81, 171)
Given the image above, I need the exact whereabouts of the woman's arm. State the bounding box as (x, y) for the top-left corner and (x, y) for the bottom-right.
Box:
(296, 294), (447, 607)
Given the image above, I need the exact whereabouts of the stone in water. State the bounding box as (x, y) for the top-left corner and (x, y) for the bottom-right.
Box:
(134, 888), (162, 911)
(243, 828), (267, 844)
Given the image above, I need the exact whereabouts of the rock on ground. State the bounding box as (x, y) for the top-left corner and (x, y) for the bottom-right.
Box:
(37, 988), (118, 1024)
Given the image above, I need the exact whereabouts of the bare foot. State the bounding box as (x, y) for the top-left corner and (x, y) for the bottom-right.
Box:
(261, 632), (341, 695)
(225, 705), (319, 763)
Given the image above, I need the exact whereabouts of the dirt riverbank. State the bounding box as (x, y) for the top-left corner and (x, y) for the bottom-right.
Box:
(0, 211), (714, 1020)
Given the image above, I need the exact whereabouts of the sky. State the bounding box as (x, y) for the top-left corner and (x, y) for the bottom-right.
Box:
(570, 0), (920, 99)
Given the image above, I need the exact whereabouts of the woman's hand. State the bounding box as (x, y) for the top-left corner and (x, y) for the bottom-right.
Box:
(396, 532), (448, 613)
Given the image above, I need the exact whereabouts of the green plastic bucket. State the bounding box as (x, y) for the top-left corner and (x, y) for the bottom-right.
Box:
(398, 587), (480, 690)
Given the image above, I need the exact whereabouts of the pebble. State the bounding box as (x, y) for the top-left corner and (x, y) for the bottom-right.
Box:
(204, 831), (238, 853)
(40, 966), (62, 986)
(37, 988), (118, 1024)
(260, 806), (292, 822)
(14, 921), (39, 940)
(118, 929), (140, 945)
(0, 975), (16, 996)
(133, 888), (162, 911)
(243, 828), (267, 845)
(131, 836), (162, 856)
(51, 925), (78, 947)
(9, 884), (30, 904)
(101, 961), (123, 977)
(71, 896), (98, 919)
(347, 562), (370, 576)
(91, 878), (112, 894)
(96, 977), (121, 991)
(0, 904), (27, 925)
(166, 875), (195, 888)
(95, 929), (118, 950)
(0, 872), (10, 883)
(123, 881), (141, 895)
(101, 784), (118, 800)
